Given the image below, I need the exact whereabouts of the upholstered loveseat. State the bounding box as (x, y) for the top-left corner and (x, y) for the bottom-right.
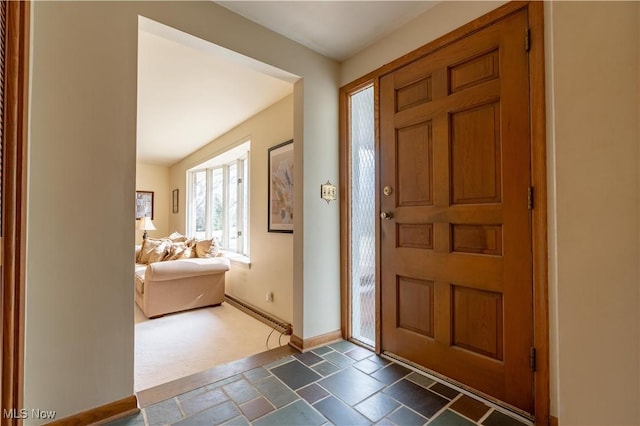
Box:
(134, 234), (230, 318)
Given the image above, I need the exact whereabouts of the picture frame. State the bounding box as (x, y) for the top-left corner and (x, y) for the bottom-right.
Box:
(135, 191), (154, 220)
(268, 139), (294, 233)
(172, 189), (179, 214)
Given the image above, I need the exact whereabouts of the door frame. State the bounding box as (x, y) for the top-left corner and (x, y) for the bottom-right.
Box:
(339, 2), (549, 424)
(1, 1), (30, 423)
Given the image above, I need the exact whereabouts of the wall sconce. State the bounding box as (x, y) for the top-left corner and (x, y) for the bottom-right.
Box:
(320, 181), (337, 204)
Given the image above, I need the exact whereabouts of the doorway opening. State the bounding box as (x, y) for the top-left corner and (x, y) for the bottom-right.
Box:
(135, 16), (297, 394)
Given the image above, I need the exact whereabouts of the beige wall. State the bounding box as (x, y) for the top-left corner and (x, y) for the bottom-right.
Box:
(26, 2), (138, 421)
(546, 2), (639, 424)
(343, 1), (640, 424)
(340, 1), (507, 85)
(26, 1), (339, 421)
(136, 163), (170, 245)
(170, 95), (294, 323)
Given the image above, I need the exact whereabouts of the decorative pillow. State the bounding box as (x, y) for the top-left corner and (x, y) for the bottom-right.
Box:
(194, 238), (219, 258)
(138, 238), (170, 264)
(164, 242), (195, 260)
(168, 231), (187, 243)
(180, 246), (196, 259)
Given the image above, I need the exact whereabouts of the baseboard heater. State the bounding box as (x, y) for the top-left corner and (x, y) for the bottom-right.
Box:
(224, 294), (292, 335)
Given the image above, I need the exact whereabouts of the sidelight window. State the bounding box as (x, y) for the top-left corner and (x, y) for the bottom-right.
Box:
(349, 85), (376, 347)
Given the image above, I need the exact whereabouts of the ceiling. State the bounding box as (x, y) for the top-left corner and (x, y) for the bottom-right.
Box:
(215, 1), (438, 62)
(137, 2), (438, 166)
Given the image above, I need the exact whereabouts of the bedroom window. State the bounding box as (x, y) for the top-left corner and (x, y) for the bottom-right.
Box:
(187, 141), (250, 256)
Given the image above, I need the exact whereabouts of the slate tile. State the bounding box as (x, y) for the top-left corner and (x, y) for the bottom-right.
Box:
(222, 416), (251, 426)
(482, 410), (529, 426)
(323, 351), (356, 368)
(429, 382), (460, 400)
(313, 396), (370, 426)
(223, 379), (260, 404)
(243, 367), (271, 384)
(254, 376), (298, 408)
(263, 355), (294, 370)
(354, 358), (384, 375)
(312, 360), (342, 377)
(145, 398), (182, 426)
(239, 396), (275, 421)
(312, 346), (334, 356)
(298, 383), (330, 404)
(294, 351), (325, 366)
(366, 354), (391, 367)
(253, 399), (326, 426)
(354, 392), (399, 422)
(180, 388), (228, 417)
(345, 347), (374, 361)
(329, 340), (360, 353)
(386, 406), (427, 426)
(450, 395), (491, 422)
(429, 409), (476, 426)
(173, 400), (238, 426)
(371, 363), (411, 385)
(271, 360), (322, 390)
(319, 367), (385, 405)
(384, 379), (448, 419)
(177, 385), (208, 402)
(406, 371), (435, 389)
(207, 374), (243, 391)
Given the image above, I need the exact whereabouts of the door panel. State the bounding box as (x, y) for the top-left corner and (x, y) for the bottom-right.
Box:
(380, 10), (533, 413)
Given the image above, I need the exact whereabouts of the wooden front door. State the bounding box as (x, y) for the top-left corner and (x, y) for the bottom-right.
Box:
(380, 9), (534, 413)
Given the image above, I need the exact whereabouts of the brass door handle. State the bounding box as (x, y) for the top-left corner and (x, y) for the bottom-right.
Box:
(380, 211), (394, 220)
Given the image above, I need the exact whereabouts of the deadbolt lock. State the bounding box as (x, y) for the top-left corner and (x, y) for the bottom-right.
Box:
(383, 186), (393, 196)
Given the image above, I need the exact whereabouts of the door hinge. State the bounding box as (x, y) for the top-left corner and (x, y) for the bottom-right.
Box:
(530, 347), (537, 372)
(527, 186), (534, 210)
(525, 28), (531, 52)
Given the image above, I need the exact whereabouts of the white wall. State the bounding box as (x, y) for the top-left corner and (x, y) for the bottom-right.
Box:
(136, 162), (170, 245)
(170, 95), (294, 323)
(342, 1), (640, 424)
(26, 1), (340, 421)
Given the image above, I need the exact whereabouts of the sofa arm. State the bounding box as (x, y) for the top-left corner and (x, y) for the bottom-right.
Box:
(145, 257), (230, 282)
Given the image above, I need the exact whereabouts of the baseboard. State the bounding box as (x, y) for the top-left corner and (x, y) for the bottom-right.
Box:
(224, 294), (292, 335)
(289, 330), (343, 352)
(550, 415), (559, 426)
(46, 395), (138, 426)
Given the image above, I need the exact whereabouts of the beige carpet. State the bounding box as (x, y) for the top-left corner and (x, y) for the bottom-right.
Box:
(134, 302), (290, 392)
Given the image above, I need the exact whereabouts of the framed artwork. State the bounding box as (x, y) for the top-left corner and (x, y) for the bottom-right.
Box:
(135, 191), (154, 219)
(268, 139), (294, 233)
(172, 189), (179, 214)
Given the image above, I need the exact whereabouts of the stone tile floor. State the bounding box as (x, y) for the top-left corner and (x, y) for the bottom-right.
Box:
(109, 340), (531, 426)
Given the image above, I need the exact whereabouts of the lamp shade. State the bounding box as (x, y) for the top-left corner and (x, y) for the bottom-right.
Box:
(137, 216), (156, 231)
